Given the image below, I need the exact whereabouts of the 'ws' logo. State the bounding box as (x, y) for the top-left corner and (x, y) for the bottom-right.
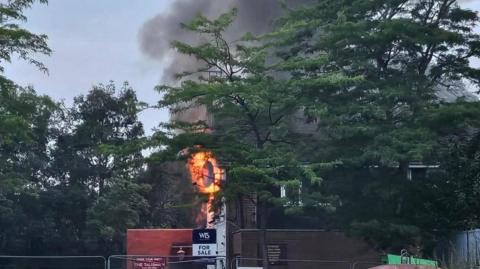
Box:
(198, 232), (210, 240)
(193, 229), (216, 244)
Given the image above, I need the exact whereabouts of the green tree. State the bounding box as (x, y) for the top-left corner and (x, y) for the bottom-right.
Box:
(410, 102), (480, 237)
(0, 0), (60, 255)
(157, 9), (336, 267)
(85, 177), (150, 255)
(269, 0), (480, 251)
(0, 1), (157, 255)
(137, 160), (196, 229)
(48, 82), (147, 255)
(0, 0), (51, 82)
(428, 129), (480, 231)
(0, 82), (58, 254)
(52, 82), (145, 194)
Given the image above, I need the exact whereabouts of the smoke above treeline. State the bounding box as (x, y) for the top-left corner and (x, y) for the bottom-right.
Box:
(139, 0), (312, 84)
(139, 0), (475, 84)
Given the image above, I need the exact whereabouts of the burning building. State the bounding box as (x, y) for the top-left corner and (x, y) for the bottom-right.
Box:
(128, 0), (380, 268)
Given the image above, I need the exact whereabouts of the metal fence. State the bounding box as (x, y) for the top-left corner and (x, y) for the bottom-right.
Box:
(0, 255), (381, 269)
(454, 229), (480, 268)
(0, 256), (106, 269)
(232, 257), (380, 269)
(434, 230), (480, 269)
(108, 255), (227, 269)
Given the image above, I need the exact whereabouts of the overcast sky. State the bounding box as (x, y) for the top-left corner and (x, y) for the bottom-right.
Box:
(3, 0), (480, 134)
(4, 0), (175, 133)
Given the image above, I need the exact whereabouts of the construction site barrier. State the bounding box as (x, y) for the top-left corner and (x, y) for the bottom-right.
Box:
(0, 255), (106, 269)
(108, 255), (227, 269)
(0, 255), (381, 269)
(232, 256), (380, 269)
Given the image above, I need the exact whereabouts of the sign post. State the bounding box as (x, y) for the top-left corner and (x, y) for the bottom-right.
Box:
(192, 229), (217, 257)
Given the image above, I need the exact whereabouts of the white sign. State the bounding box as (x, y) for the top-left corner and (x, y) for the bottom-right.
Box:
(192, 243), (217, 257)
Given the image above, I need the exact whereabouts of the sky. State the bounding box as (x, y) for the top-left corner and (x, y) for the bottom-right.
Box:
(4, 0), (175, 134)
(3, 0), (480, 134)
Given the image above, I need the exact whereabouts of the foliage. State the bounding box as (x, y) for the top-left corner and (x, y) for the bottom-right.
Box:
(156, 9), (336, 225)
(48, 82), (149, 254)
(85, 177), (151, 254)
(0, 82), (168, 256)
(271, 0), (480, 166)
(0, 81), (59, 254)
(51, 82), (145, 194)
(137, 160), (196, 229)
(0, 80), (57, 182)
(154, 10), (341, 268)
(0, 0), (193, 256)
(268, 0), (480, 251)
(414, 102), (480, 233)
(0, 0), (51, 82)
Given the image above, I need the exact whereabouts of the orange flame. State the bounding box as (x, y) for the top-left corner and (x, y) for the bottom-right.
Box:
(187, 151), (224, 227)
(188, 151), (223, 194)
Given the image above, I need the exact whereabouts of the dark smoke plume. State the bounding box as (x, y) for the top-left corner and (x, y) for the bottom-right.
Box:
(139, 0), (312, 84)
(140, 0), (476, 84)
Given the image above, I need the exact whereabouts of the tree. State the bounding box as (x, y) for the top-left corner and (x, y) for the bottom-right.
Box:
(0, 82), (58, 254)
(0, 0), (51, 82)
(157, 9), (336, 268)
(410, 102), (480, 236)
(85, 177), (150, 255)
(51, 82), (145, 194)
(269, 0), (480, 251)
(0, 0), (62, 255)
(428, 128), (480, 231)
(48, 82), (147, 255)
(0, 1), (157, 255)
(137, 160), (196, 229)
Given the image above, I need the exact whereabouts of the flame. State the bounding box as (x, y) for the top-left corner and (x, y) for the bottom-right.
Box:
(188, 151), (223, 194)
(195, 195), (215, 227)
(188, 151), (224, 227)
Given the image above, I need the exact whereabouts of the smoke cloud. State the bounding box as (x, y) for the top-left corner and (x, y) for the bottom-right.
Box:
(139, 0), (311, 84)
(140, 0), (476, 84)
